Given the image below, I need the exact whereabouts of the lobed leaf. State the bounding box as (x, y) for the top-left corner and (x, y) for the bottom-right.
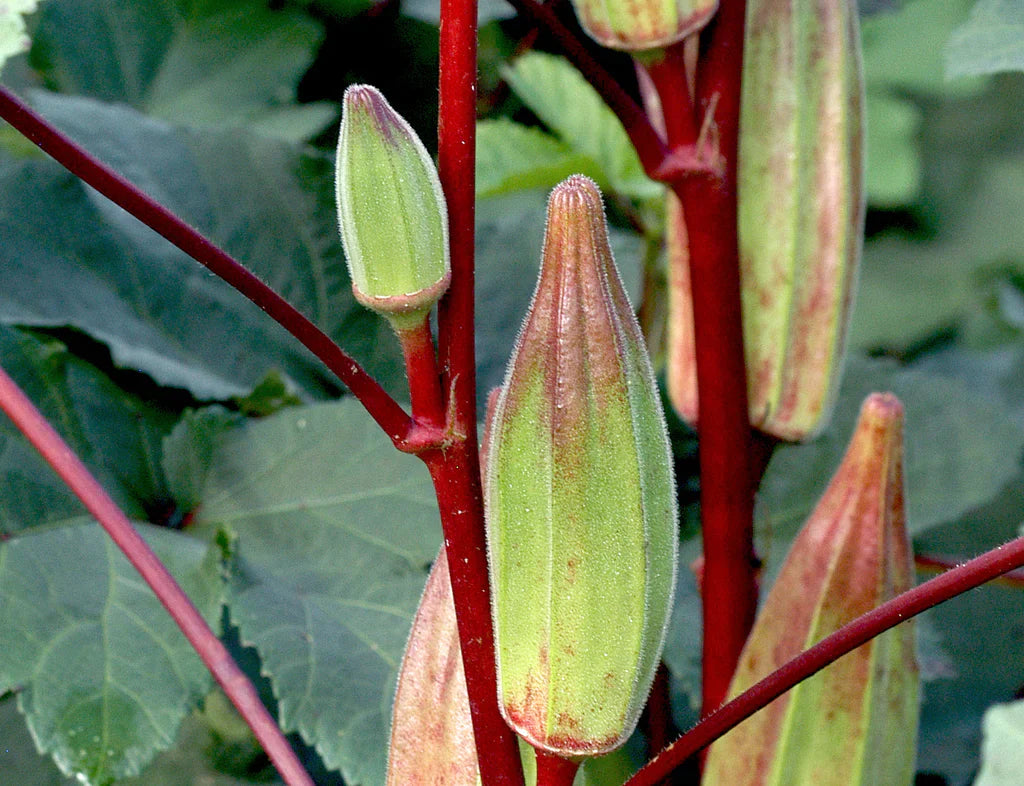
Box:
(0, 519), (223, 785)
(174, 399), (441, 785)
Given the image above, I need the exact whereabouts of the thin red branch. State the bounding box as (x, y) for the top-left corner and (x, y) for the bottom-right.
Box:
(435, 0), (526, 782)
(0, 86), (413, 448)
(0, 365), (314, 786)
(395, 316), (446, 429)
(534, 750), (581, 786)
(627, 535), (1024, 785)
(916, 552), (1024, 589)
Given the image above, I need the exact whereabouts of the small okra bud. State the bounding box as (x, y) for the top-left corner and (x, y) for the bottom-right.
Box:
(569, 0), (717, 51)
(485, 175), (678, 757)
(667, 0), (864, 441)
(703, 393), (919, 786)
(335, 84), (450, 330)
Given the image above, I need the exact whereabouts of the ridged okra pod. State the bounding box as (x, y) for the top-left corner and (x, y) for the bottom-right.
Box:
(485, 175), (678, 757)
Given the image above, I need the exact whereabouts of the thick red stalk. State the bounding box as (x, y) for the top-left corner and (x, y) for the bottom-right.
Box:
(0, 86), (413, 448)
(0, 365), (314, 786)
(627, 535), (1024, 785)
(435, 0), (526, 782)
(666, 0), (757, 718)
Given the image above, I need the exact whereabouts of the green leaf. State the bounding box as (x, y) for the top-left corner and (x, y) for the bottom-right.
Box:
(947, 0), (1024, 79)
(502, 52), (662, 201)
(0, 518), (223, 785)
(0, 326), (177, 530)
(0, 92), (403, 400)
(31, 0), (334, 141)
(175, 399), (441, 786)
(758, 356), (1024, 555)
(476, 118), (603, 199)
(974, 701), (1024, 786)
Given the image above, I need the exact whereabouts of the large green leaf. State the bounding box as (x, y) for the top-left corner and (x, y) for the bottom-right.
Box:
(502, 52), (662, 202)
(0, 326), (177, 530)
(947, 0), (1024, 79)
(30, 0), (334, 141)
(0, 92), (403, 400)
(175, 400), (441, 786)
(0, 518), (223, 785)
(757, 356), (1024, 556)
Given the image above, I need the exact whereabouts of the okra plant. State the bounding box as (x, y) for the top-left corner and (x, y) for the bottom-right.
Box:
(0, 0), (1023, 785)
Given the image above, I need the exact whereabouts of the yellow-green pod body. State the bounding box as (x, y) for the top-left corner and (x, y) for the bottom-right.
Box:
(485, 175), (677, 756)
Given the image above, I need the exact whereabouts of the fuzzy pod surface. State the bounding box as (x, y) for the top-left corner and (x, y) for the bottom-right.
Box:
(485, 175), (678, 757)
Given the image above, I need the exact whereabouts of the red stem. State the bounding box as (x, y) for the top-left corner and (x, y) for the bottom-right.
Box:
(0, 86), (413, 449)
(664, 0), (757, 719)
(395, 316), (445, 429)
(0, 365), (314, 786)
(642, 43), (698, 150)
(916, 552), (1024, 589)
(627, 535), (1024, 785)
(534, 750), (581, 786)
(423, 446), (525, 786)
(435, 0), (526, 782)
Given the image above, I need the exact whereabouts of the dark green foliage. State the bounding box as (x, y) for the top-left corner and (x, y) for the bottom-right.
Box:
(0, 0), (1022, 783)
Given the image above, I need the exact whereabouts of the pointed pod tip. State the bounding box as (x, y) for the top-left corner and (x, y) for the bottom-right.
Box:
(549, 174), (603, 210)
(860, 391), (903, 423)
(855, 392), (905, 449)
